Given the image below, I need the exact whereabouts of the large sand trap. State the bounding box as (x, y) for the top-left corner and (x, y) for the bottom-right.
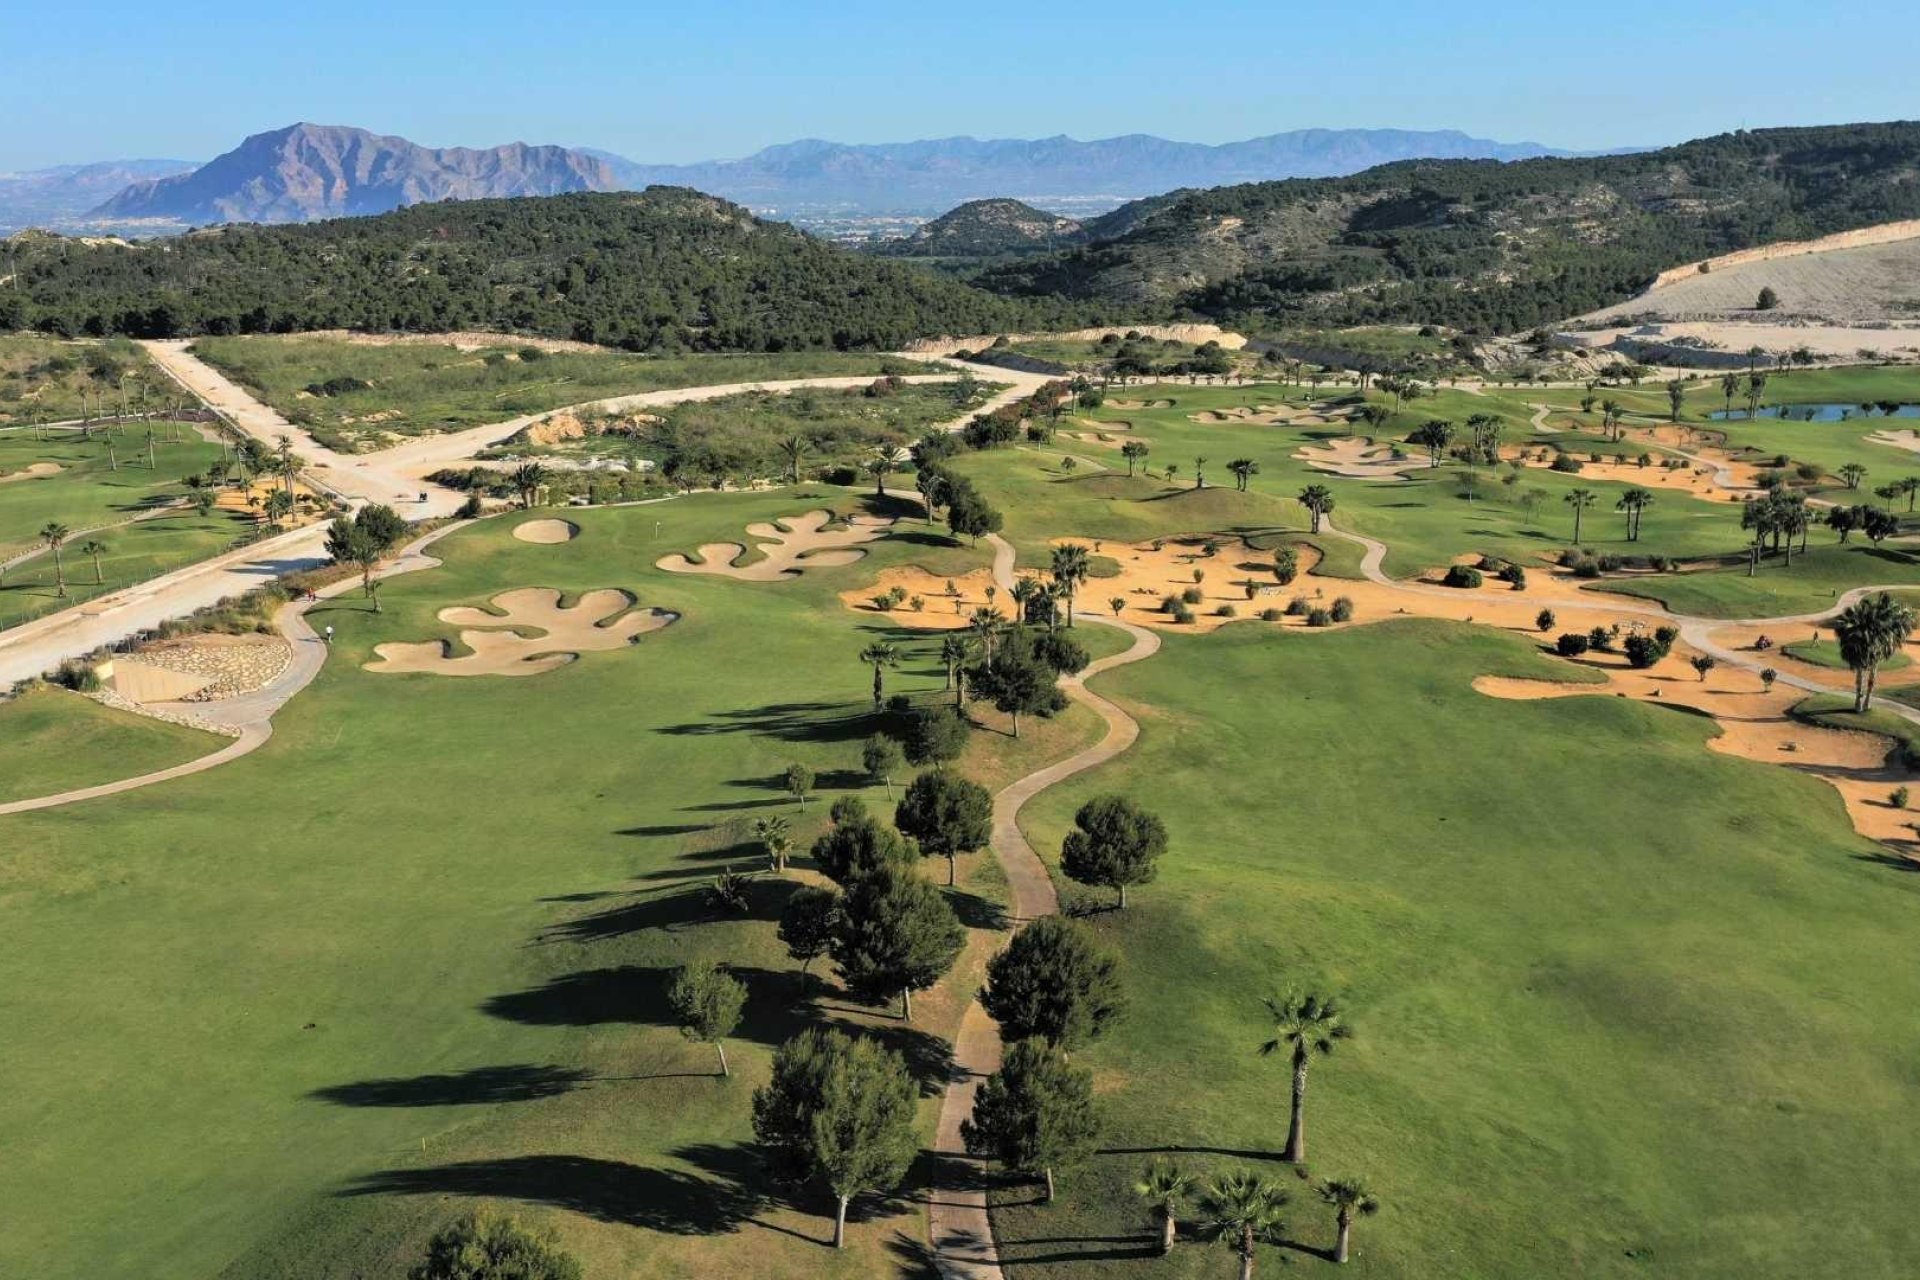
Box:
(838, 566), (1000, 629)
(1192, 403), (1351, 428)
(1295, 437), (1424, 481)
(1475, 650), (1916, 850)
(513, 518), (579, 544)
(656, 509), (892, 581)
(367, 588), (676, 677)
(1867, 428), (1920, 456)
(1110, 398), (1175, 410)
(0, 461), (61, 484)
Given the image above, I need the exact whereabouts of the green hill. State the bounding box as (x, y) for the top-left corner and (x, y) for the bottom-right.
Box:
(974, 121), (1920, 332)
(1, 188), (1069, 351)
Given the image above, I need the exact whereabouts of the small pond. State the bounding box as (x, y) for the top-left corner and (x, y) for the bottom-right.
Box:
(1710, 403), (1920, 422)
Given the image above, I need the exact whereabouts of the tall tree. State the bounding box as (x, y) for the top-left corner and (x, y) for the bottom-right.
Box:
(860, 734), (905, 799)
(981, 915), (1125, 1050)
(752, 813), (793, 873)
(830, 861), (965, 1021)
(1120, 440), (1150, 477)
(667, 961), (747, 1077)
(1564, 487), (1594, 543)
(1831, 591), (1918, 712)
(1408, 419), (1454, 467)
(1050, 542), (1091, 626)
(778, 885), (841, 987)
(893, 769), (992, 886)
(1666, 378), (1687, 422)
(1297, 484), (1336, 534)
(1260, 989), (1351, 1163)
(961, 1038), (1100, 1203)
(80, 539), (107, 584)
(510, 460), (548, 509)
(39, 522), (70, 596)
(858, 641), (899, 709)
(1060, 795), (1167, 909)
(809, 797), (914, 884)
(752, 1028), (918, 1248)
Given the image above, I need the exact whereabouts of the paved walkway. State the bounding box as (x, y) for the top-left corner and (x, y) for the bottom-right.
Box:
(0, 521), (464, 816)
(926, 533), (1161, 1280)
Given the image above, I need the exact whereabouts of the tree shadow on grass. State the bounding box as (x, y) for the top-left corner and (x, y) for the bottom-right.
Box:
(308, 1063), (591, 1108)
(540, 875), (797, 943)
(1855, 850), (1920, 873)
(943, 887), (1008, 931)
(1097, 1143), (1292, 1163)
(658, 700), (870, 744)
(338, 1154), (761, 1235)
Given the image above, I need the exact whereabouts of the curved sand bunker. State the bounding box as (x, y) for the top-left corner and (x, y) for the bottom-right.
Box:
(656, 509), (892, 581)
(513, 518), (580, 544)
(367, 588), (676, 677)
(1110, 398), (1175, 410)
(1295, 437), (1424, 481)
(838, 566), (999, 630)
(1475, 653), (1915, 849)
(1192, 403), (1350, 428)
(0, 461), (63, 484)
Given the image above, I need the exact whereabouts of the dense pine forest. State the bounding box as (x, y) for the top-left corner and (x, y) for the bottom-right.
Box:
(0, 188), (1073, 351)
(972, 122), (1920, 332)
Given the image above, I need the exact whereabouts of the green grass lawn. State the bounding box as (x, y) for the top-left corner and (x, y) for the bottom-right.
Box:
(1588, 544), (1920, 619)
(1783, 636), (1912, 671)
(0, 685), (223, 802)
(0, 506), (259, 631)
(0, 427), (227, 557)
(193, 336), (927, 452)
(971, 383), (1747, 578)
(0, 487), (1071, 1280)
(999, 618), (1920, 1278)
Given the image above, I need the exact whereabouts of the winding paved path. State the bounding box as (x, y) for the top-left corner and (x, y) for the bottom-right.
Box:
(927, 533), (1160, 1279)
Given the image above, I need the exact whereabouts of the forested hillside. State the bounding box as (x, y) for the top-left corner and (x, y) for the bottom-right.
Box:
(1, 188), (1065, 351)
(973, 122), (1920, 332)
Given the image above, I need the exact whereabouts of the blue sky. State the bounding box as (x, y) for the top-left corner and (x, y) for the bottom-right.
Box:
(5, 0), (1918, 170)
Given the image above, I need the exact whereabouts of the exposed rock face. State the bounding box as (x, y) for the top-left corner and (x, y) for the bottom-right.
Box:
(90, 123), (618, 224)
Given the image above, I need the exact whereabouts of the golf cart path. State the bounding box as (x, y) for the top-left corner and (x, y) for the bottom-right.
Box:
(927, 533), (1160, 1280)
(0, 521), (462, 817)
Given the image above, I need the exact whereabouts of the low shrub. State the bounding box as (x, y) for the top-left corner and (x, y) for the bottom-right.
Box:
(1306, 607), (1333, 628)
(1587, 626), (1614, 653)
(1555, 632), (1590, 657)
(1330, 596), (1354, 622)
(1214, 603), (1237, 618)
(1259, 607), (1284, 622)
(1442, 564), (1483, 589)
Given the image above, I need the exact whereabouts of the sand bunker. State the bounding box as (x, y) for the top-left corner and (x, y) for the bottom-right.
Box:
(1295, 437), (1424, 481)
(656, 509), (892, 581)
(838, 566), (1001, 629)
(1191, 403), (1349, 428)
(367, 588), (675, 677)
(0, 461), (61, 484)
(1110, 398), (1175, 410)
(1474, 649), (1916, 850)
(513, 519), (579, 544)
(1867, 428), (1920, 457)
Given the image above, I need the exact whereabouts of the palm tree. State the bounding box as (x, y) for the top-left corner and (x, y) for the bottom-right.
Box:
(1134, 1159), (1193, 1255)
(858, 641), (899, 709)
(1564, 487), (1595, 543)
(1228, 458), (1259, 491)
(1839, 462), (1868, 490)
(274, 436), (298, 498)
(939, 633), (970, 691)
(1298, 484), (1335, 534)
(1746, 371), (1768, 420)
(751, 814), (793, 873)
(1615, 487), (1653, 541)
(1009, 575), (1042, 625)
(1050, 543), (1090, 626)
(1192, 456), (1208, 490)
(1205, 1170), (1289, 1280)
(1832, 592), (1918, 712)
(1600, 398), (1622, 441)
(1720, 371), (1740, 419)
(864, 448), (893, 497)
(1120, 440), (1149, 477)
(969, 607), (1003, 666)
(778, 433), (808, 484)
(1318, 1178), (1380, 1264)
(1259, 988), (1350, 1162)
(40, 522), (70, 597)
(80, 540), (107, 583)
(510, 461), (548, 509)
(1666, 379), (1687, 422)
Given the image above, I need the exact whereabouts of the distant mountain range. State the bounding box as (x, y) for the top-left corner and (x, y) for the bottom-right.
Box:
(89, 124), (617, 224)
(0, 123), (1605, 232)
(0, 159), (197, 232)
(592, 129), (1589, 215)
